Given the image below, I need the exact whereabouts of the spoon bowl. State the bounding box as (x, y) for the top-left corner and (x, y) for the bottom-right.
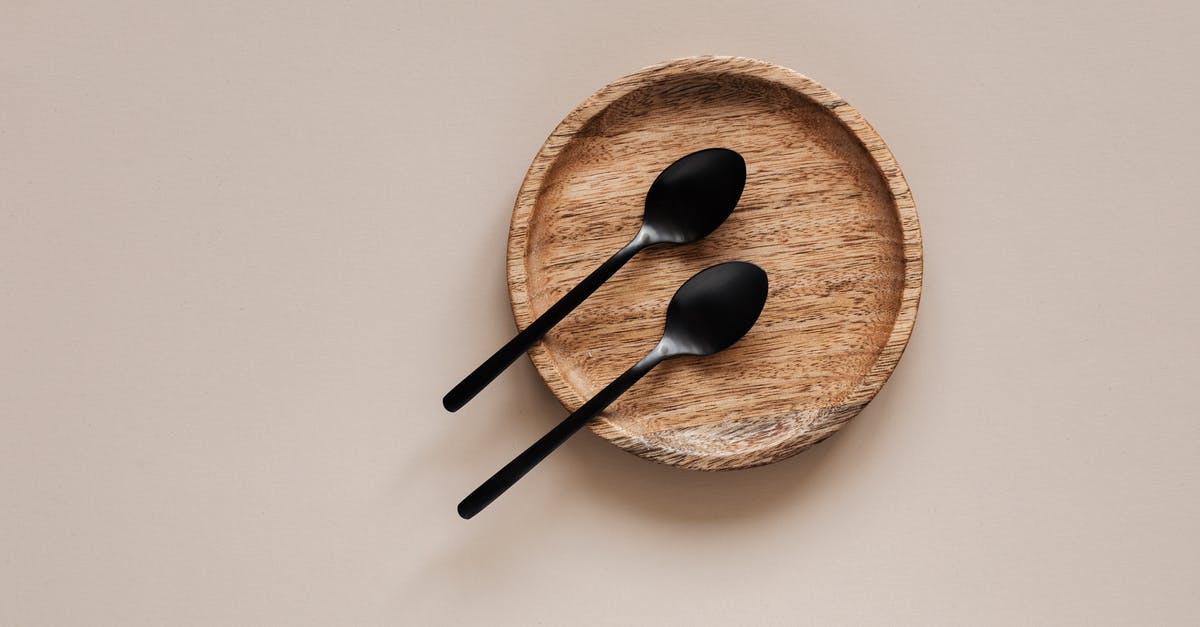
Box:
(660, 261), (769, 357)
(641, 148), (747, 244)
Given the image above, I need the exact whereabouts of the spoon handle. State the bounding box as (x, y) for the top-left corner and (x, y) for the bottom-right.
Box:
(442, 236), (648, 412)
(457, 348), (665, 519)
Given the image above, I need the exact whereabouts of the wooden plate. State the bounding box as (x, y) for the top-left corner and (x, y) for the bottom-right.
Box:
(506, 56), (922, 470)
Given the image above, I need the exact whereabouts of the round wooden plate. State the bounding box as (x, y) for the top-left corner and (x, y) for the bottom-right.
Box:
(507, 56), (922, 470)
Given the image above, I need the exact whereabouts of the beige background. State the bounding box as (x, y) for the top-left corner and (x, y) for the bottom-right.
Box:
(3, 1), (1199, 625)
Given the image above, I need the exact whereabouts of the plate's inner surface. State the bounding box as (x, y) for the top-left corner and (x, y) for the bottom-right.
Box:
(518, 70), (906, 469)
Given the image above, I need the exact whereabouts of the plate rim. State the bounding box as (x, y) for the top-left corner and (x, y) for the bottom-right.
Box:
(505, 55), (923, 470)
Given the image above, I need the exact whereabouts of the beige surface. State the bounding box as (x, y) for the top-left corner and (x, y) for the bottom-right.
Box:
(2, 1), (1198, 625)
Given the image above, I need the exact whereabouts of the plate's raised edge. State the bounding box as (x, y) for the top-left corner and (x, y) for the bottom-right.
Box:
(505, 55), (923, 471)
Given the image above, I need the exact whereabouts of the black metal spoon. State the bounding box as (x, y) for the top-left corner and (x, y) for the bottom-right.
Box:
(457, 261), (768, 519)
(442, 148), (747, 412)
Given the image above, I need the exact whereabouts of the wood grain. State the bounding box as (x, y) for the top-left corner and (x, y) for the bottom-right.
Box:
(506, 56), (922, 470)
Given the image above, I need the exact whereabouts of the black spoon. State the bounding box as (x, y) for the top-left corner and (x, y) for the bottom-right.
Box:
(442, 148), (747, 412)
(458, 261), (769, 519)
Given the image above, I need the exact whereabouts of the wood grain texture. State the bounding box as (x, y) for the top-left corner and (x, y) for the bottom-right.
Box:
(507, 56), (922, 470)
